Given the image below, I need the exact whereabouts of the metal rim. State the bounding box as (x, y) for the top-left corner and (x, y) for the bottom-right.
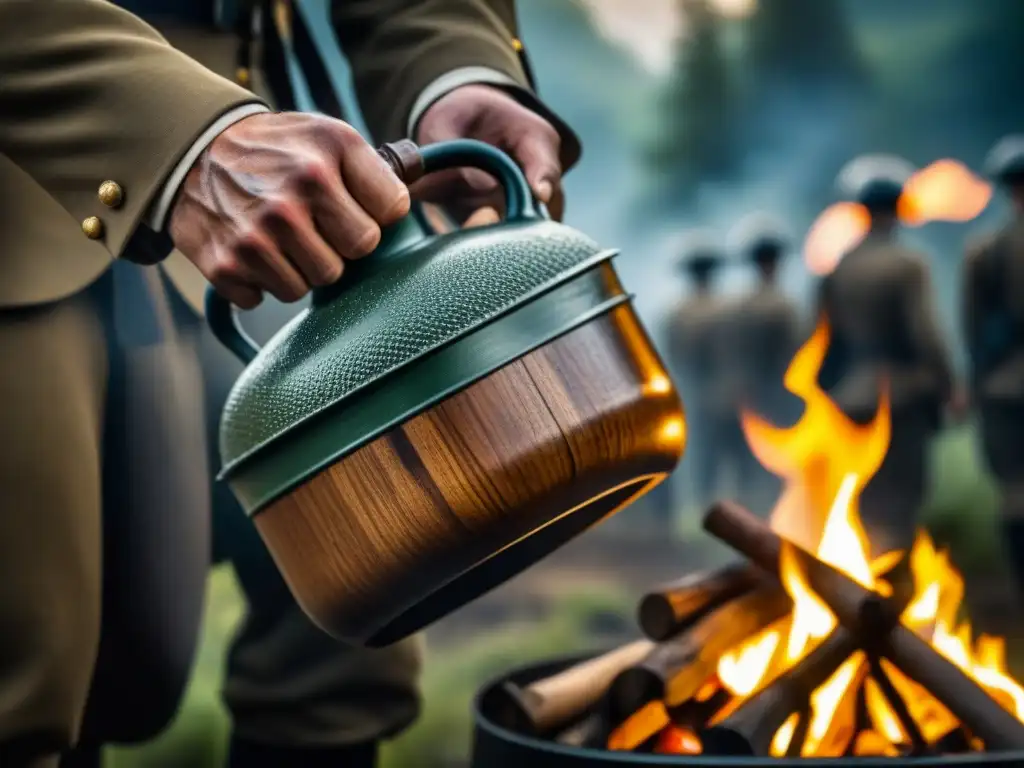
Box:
(472, 653), (1024, 766)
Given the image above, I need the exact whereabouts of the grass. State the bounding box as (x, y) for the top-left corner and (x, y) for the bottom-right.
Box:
(104, 577), (633, 768)
(103, 423), (1006, 767)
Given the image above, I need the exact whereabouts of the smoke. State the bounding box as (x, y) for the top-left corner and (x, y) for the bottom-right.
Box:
(624, 85), (868, 331)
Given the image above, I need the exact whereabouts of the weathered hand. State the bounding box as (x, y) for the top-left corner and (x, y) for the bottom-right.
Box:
(169, 112), (410, 308)
(413, 84), (565, 222)
(947, 385), (971, 424)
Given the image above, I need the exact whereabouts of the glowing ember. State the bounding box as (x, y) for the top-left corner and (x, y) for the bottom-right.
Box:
(609, 317), (1024, 757)
(655, 725), (702, 755)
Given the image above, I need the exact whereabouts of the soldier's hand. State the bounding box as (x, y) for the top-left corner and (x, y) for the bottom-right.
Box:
(169, 112), (410, 309)
(413, 84), (565, 223)
(947, 386), (971, 424)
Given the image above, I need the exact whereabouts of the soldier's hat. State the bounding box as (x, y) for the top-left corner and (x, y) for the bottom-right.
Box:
(836, 154), (915, 212)
(983, 135), (1024, 186)
(728, 212), (790, 265)
(675, 229), (725, 279)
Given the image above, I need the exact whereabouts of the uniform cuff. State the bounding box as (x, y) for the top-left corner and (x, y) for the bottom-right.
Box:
(146, 102), (272, 232)
(406, 67), (521, 138)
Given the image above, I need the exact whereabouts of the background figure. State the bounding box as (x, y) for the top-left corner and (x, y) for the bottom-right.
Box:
(664, 235), (731, 513)
(817, 155), (956, 558)
(964, 135), (1024, 593)
(724, 213), (804, 513)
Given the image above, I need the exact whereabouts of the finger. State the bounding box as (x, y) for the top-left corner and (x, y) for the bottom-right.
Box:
(512, 129), (562, 205)
(217, 280), (264, 310)
(410, 168), (504, 224)
(336, 137), (410, 225)
(205, 246), (266, 309)
(261, 200), (344, 287)
(236, 232), (309, 304)
(409, 167), (500, 207)
(462, 207), (500, 228)
(546, 184), (566, 222)
(306, 169), (384, 261)
(420, 202), (456, 234)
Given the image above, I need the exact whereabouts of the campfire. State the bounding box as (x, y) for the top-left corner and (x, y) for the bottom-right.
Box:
(482, 321), (1024, 761)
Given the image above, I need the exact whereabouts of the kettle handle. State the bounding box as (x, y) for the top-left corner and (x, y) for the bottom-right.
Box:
(205, 138), (540, 365)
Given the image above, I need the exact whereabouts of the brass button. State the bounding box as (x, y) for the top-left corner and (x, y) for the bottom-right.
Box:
(82, 216), (104, 239)
(235, 67), (251, 87)
(97, 180), (123, 209)
(512, 38), (524, 52)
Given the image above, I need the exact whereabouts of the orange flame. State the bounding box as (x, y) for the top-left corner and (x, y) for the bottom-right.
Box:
(709, 317), (1024, 757)
(802, 159), (993, 275)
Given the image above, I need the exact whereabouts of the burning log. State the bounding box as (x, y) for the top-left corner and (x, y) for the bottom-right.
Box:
(866, 655), (928, 754)
(486, 640), (654, 736)
(608, 584), (790, 721)
(553, 711), (608, 748)
(607, 701), (672, 751)
(668, 686), (731, 729)
(702, 554), (917, 758)
(784, 707), (812, 758)
(703, 499), (1024, 751)
(701, 629), (859, 756)
(637, 562), (762, 641)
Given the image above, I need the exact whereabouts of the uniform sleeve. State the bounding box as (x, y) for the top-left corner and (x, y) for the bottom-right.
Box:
(904, 257), (955, 403)
(331, 0), (581, 172)
(0, 0), (266, 263)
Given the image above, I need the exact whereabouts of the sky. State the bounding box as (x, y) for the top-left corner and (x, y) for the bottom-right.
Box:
(577, 0), (758, 76)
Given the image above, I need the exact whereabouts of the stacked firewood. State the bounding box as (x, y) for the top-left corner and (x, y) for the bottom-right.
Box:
(484, 501), (1024, 758)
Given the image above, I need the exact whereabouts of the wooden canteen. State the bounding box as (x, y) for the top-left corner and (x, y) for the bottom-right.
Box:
(206, 139), (685, 647)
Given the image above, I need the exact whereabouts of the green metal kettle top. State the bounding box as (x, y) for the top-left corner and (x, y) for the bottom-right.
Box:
(206, 140), (628, 515)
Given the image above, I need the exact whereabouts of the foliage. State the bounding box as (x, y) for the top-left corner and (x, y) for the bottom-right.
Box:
(644, 0), (739, 210)
(921, 423), (1005, 580)
(744, 0), (867, 94)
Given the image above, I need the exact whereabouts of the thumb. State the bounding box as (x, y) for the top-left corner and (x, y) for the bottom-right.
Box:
(513, 131), (562, 204)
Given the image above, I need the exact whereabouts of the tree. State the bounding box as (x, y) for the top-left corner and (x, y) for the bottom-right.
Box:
(745, 0), (868, 95)
(645, 0), (740, 210)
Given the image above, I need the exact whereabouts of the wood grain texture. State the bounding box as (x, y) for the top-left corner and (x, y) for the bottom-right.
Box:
(254, 305), (685, 646)
(520, 639), (656, 733)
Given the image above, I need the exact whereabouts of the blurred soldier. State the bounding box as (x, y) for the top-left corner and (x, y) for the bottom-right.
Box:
(816, 155), (956, 558)
(964, 135), (1024, 591)
(665, 234), (731, 511)
(725, 213), (804, 511)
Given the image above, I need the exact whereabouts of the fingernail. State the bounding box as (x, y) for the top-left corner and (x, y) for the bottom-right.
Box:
(535, 180), (553, 202)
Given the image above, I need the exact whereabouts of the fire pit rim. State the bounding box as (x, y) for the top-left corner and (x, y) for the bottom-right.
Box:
(471, 651), (1024, 766)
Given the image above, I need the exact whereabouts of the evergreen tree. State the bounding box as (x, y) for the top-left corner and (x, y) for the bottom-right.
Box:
(646, 0), (739, 209)
(745, 0), (867, 94)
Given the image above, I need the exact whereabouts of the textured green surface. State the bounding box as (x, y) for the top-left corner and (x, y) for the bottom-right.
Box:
(229, 265), (627, 515)
(218, 217), (607, 472)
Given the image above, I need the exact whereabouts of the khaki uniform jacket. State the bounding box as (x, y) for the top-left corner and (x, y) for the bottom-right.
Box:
(817, 236), (954, 418)
(1, 0), (579, 313)
(963, 218), (1024, 403)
